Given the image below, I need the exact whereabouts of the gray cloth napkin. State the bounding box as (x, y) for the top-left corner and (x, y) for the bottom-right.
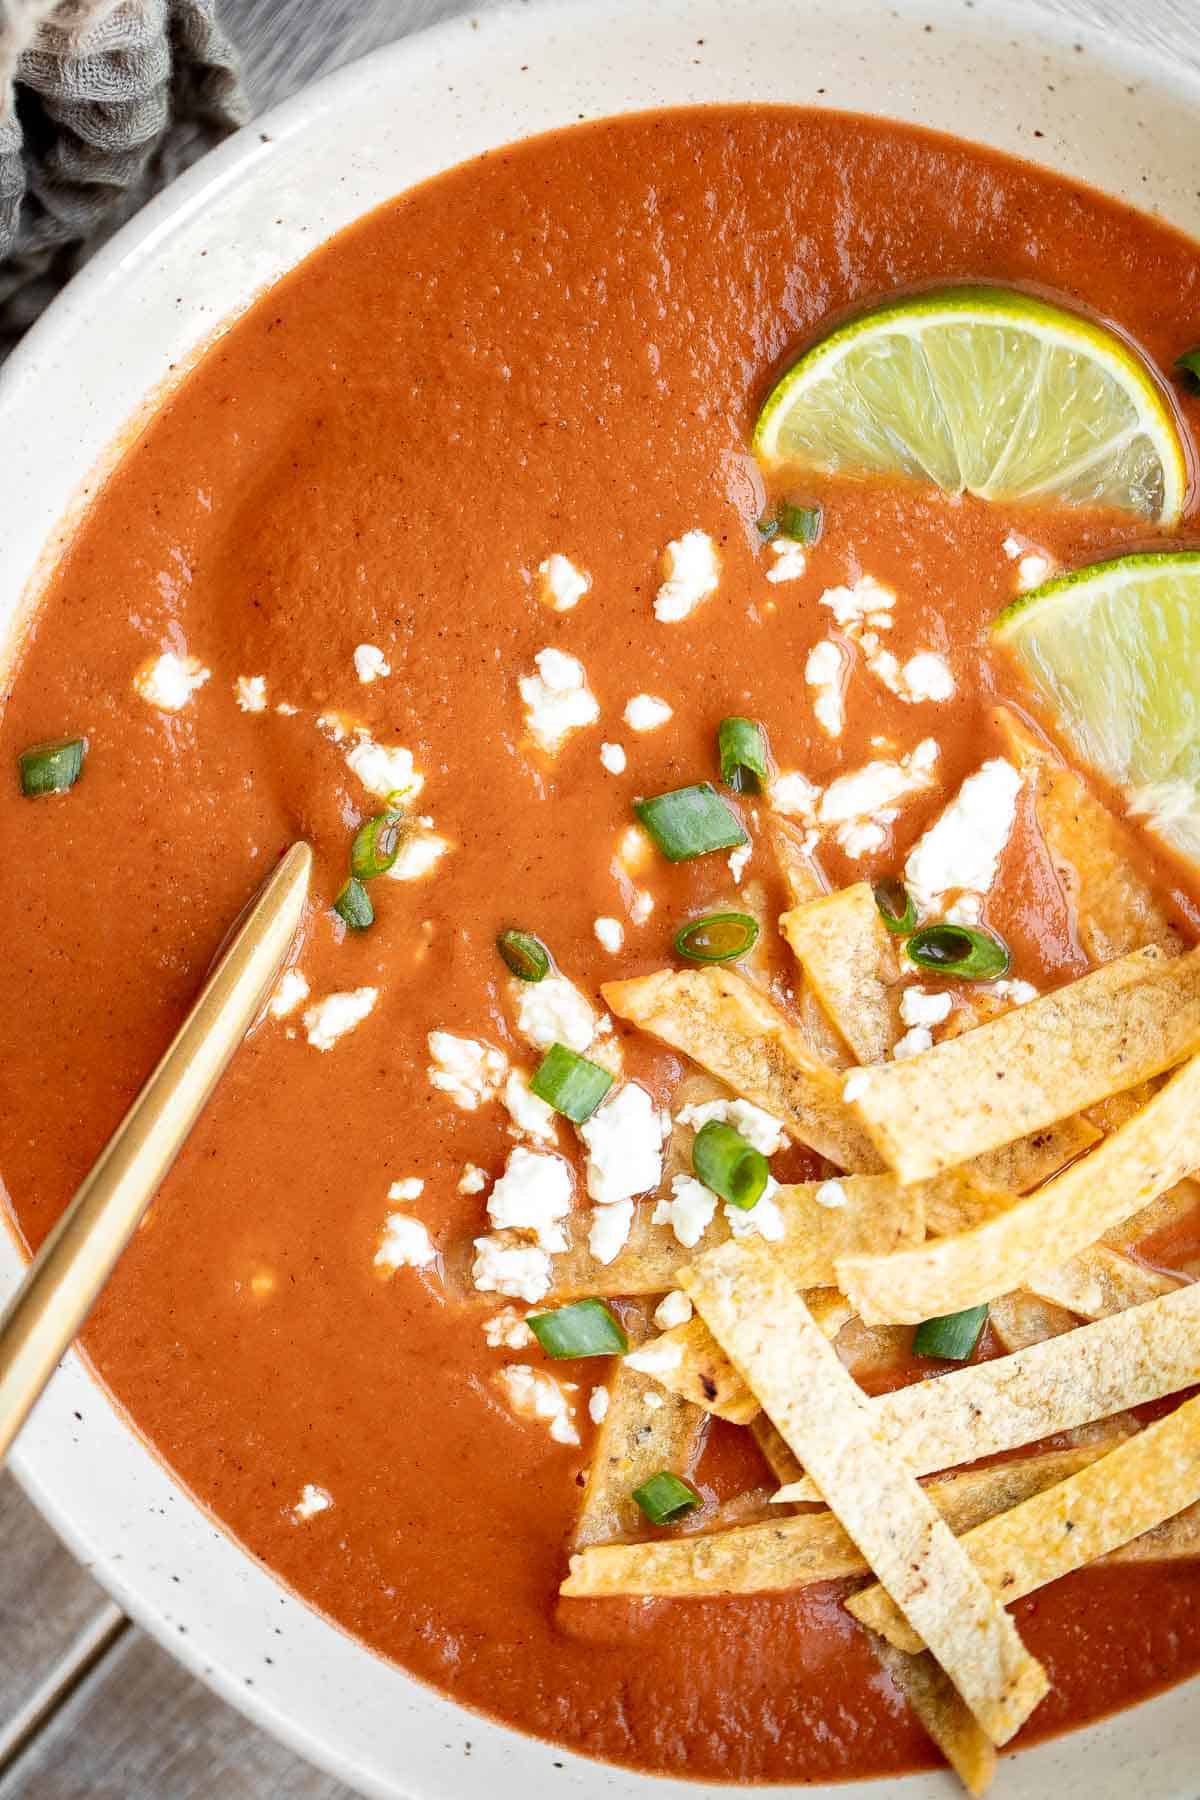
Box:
(0, 0), (246, 353)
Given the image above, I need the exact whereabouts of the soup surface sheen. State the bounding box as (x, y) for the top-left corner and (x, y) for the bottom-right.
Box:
(4, 106), (1200, 1785)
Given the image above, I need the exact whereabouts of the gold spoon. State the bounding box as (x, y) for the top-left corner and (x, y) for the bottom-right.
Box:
(0, 841), (312, 1464)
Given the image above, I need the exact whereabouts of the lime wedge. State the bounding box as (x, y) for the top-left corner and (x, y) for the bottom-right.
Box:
(753, 287), (1187, 525)
(994, 552), (1200, 863)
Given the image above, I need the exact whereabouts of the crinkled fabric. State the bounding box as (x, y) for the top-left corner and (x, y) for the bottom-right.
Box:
(0, 0), (245, 352)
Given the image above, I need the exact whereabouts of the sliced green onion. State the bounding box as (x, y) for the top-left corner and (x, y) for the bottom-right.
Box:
(18, 736), (85, 796)
(755, 514), (780, 540)
(674, 911), (760, 965)
(497, 929), (551, 983)
(632, 1470), (700, 1526)
(527, 1298), (628, 1359)
(636, 783), (748, 862)
(530, 1043), (613, 1123)
(693, 1119), (768, 1211)
(717, 717), (769, 794)
(350, 811), (405, 879)
(333, 876), (374, 930)
(907, 923), (1010, 981)
(874, 877), (916, 936)
(775, 500), (823, 545)
(1175, 347), (1200, 392)
(913, 1305), (989, 1362)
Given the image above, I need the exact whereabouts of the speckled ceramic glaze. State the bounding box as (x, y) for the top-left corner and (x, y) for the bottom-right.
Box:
(2, 1), (1200, 1793)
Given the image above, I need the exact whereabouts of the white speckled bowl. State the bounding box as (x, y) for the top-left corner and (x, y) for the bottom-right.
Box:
(2, 0), (1199, 1793)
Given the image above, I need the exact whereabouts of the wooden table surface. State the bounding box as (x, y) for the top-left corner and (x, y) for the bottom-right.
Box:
(2, 0), (1196, 1792)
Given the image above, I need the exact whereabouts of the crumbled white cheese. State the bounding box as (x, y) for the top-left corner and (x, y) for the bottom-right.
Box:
(345, 737), (423, 802)
(519, 648), (600, 753)
(483, 1306), (534, 1350)
(814, 1179), (847, 1210)
(471, 1235), (553, 1302)
(235, 674), (267, 712)
(537, 553), (591, 612)
(652, 1174), (718, 1248)
(1018, 552), (1053, 592)
(724, 1188), (785, 1242)
(770, 770), (821, 822)
(513, 973), (597, 1054)
(899, 986), (953, 1029)
(387, 1177), (425, 1202)
(427, 1031), (508, 1110)
(600, 741), (627, 775)
(819, 739), (940, 857)
(580, 1083), (663, 1205)
(806, 638), (847, 738)
(945, 894), (984, 926)
(588, 1386), (610, 1424)
(624, 693), (673, 732)
(625, 1335), (684, 1376)
(728, 844), (751, 884)
(904, 758), (1021, 916)
(588, 1197), (635, 1264)
(616, 823), (655, 874)
(843, 1068), (871, 1102)
(458, 1163), (489, 1195)
(303, 987), (378, 1051)
(629, 888), (655, 925)
(991, 978), (1039, 1006)
(893, 1025), (934, 1060)
(292, 1484), (332, 1521)
(676, 1097), (788, 1156)
(353, 644), (390, 683)
(317, 711), (356, 743)
(375, 1213), (437, 1271)
(594, 916), (624, 954)
(819, 575), (896, 629)
(838, 820), (888, 857)
(486, 1145), (573, 1250)
(766, 537), (807, 583)
(898, 651), (955, 703)
(275, 701), (299, 716)
(654, 529), (721, 622)
(386, 828), (452, 881)
(133, 651), (210, 711)
(654, 1290), (694, 1330)
(268, 968), (309, 1019)
(495, 1364), (579, 1446)
(502, 1069), (559, 1144)
(644, 1390), (665, 1411)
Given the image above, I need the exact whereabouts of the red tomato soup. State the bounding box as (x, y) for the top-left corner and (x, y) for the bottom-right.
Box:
(3, 107), (1200, 1784)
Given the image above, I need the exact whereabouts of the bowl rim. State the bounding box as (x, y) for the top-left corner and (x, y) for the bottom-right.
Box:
(4, 0), (1200, 1795)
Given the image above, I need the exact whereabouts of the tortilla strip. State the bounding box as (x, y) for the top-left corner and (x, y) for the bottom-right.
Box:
(573, 1366), (707, 1548)
(876, 1642), (996, 1798)
(848, 1392), (1200, 1652)
(681, 1241), (1048, 1745)
(969, 1113), (1101, 1200)
(1104, 1172), (1200, 1252)
(602, 967), (882, 1170)
(1106, 1498), (1200, 1564)
(562, 1446), (1105, 1598)
(838, 1055), (1200, 1325)
(987, 1290), (1076, 1353)
(848, 946), (1200, 1184)
(1026, 1245), (1183, 1321)
(774, 1282), (1200, 1502)
(996, 708), (1183, 963)
(750, 1413), (803, 1486)
(548, 1204), (730, 1300)
(780, 882), (900, 1065)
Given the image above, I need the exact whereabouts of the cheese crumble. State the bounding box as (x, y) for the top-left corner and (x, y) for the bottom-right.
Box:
(345, 737), (423, 802)
(268, 968), (309, 1019)
(537, 553), (591, 612)
(502, 1069), (559, 1143)
(292, 1484), (332, 1521)
(819, 738), (940, 858)
(580, 1082), (664, 1205)
(235, 674), (267, 712)
(588, 1386), (610, 1424)
(353, 644), (391, 683)
(766, 537), (807, 583)
(805, 638), (848, 738)
(904, 757), (1021, 917)
(814, 1179), (847, 1209)
(133, 651), (211, 711)
(303, 987), (378, 1051)
(471, 1236), (553, 1303)
(594, 916), (624, 954)
(519, 648), (600, 753)
(483, 1306), (534, 1350)
(624, 694), (673, 732)
(495, 1364), (579, 1446)
(676, 1097), (788, 1156)
(512, 973), (597, 1054)
(600, 741), (627, 774)
(486, 1145), (573, 1250)
(588, 1196), (636, 1264)
(458, 1163), (489, 1195)
(899, 986), (953, 1029)
(653, 1174), (718, 1248)
(654, 529), (721, 622)
(893, 1025), (934, 1060)
(427, 1031), (508, 1109)
(387, 1177), (425, 1202)
(654, 1290), (694, 1330)
(375, 1213), (437, 1271)
(386, 827), (452, 881)
(728, 844), (751, 884)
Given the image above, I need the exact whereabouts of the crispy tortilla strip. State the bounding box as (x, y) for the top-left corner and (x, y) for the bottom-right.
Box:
(838, 1055), (1200, 1324)
(987, 1290), (1076, 1352)
(848, 1392), (1200, 1652)
(996, 709), (1183, 963)
(573, 1366), (707, 1548)
(1027, 1245), (1183, 1321)
(549, 1205), (729, 1300)
(562, 1447), (1104, 1598)
(780, 882), (900, 1065)
(603, 967), (881, 1170)
(1105, 1173), (1200, 1252)
(750, 1413), (803, 1485)
(970, 1114), (1101, 1198)
(681, 1241), (1048, 1745)
(848, 947), (1200, 1184)
(1107, 1498), (1200, 1564)
(775, 1282), (1200, 1502)
(877, 1643), (996, 1798)
(767, 811), (826, 907)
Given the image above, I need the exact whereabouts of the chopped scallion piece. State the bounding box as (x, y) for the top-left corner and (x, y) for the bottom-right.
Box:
(775, 500), (823, 545)
(497, 929), (551, 983)
(350, 811), (405, 879)
(636, 783), (748, 862)
(1175, 346), (1200, 392)
(530, 1042), (613, 1123)
(333, 876), (374, 930)
(755, 514), (780, 540)
(907, 923), (1010, 981)
(717, 717), (769, 794)
(18, 736), (85, 797)
(913, 1305), (989, 1362)
(632, 1470), (700, 1526)
(527, 1298), (628, 1359)
(693, 1118), (768, 1211)
(674, 911), (760, 965)
(873, 876), (916, 936)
